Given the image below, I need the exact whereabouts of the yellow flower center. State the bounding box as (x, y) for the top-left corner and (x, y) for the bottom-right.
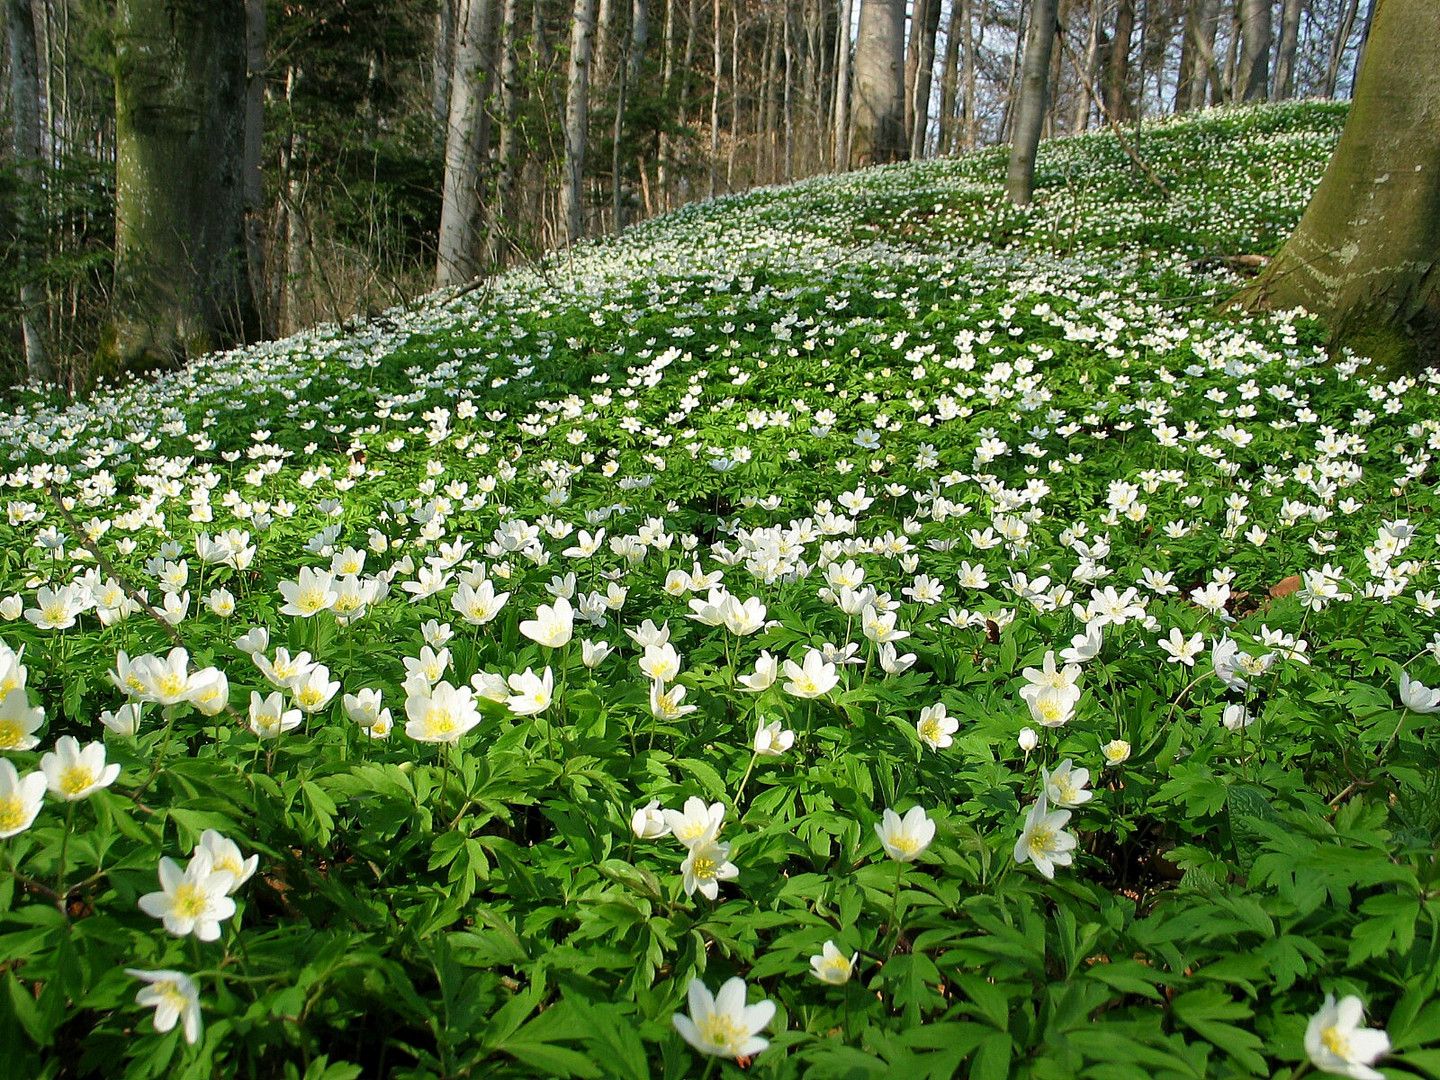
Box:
(697, 1011), (746, 1054)
(1321, 1027), (1351, 1060)
(919, 719), (941, 743)
(297, 589), (327, 614)
(60, 764), (97, 797)
(213, 854), (241, 877)
(0, 721), (23, 748)
(1028, 827), (1055, 858)
(692, 856), (717, 880)
(155, 673), (187, 698)
(425, 707), (457, 738)
(171, 882), (209, 920)
(0, 794), (27, 831)
(889, 833), (921, 857)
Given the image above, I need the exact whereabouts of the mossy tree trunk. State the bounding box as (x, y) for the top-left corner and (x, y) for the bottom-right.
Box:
(5, 0), (53, 384)
(1235, 0), (1440, 371)
(110, 0), (257, 376)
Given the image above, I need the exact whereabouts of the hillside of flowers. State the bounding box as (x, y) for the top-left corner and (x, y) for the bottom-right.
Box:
(1, 100), (1437, 1079)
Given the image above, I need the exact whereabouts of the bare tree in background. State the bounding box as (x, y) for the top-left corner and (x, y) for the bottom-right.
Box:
(851, 0), (905, 164)
(1006, 0), (1060, 204)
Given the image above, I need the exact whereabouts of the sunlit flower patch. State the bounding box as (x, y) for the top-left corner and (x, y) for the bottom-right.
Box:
(0, 101), (1432, 1077)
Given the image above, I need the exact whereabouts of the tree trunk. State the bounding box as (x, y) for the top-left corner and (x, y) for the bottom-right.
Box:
(1322, 0), (1359, 99)
(1000, 0), (1027, 140)
(1350, 0), (1379, 96)
(908, 0), (941, 159)
(965, 0), (983, 147)
(1175, 0), (1219, 111)
(1271, 0), (1304, 99)
(629, 0), (649, 82)
(242, 0), (271, 339)
(1236, 0), (1440, 370)
(5, 0), (53, 383)
(708, 0), (721, 195)
(1006, 0), (1059, 205)
(1103, 0), (1134, 121)
(436, 0), (496, 287)
(488, 0), (522, 265)
(656, 0), (676, 202)
(110, 0), (258, 375)
(937, 0), (963, 152)
(1236, 0), (1271, 102)
(564, 0), (599, 241)
(834, 0), (853, 167)
(851, 0), (906, 165)
(1073, 0), (1101, 130)
(783, 0), (796, 180)
(432, 0), (456, 144)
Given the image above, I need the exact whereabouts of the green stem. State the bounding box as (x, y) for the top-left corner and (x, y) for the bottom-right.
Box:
(133, 704), (181, 801)
(54, 802), (76, 912)
(884, 859), (905, 958)
(734, 750), (760, 808)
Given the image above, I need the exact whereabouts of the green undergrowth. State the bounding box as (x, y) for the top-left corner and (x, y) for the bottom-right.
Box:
(0, 100), (1436, 1080)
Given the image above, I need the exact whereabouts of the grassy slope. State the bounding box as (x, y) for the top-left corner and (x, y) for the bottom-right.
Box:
(13, 102), (1440, 1080)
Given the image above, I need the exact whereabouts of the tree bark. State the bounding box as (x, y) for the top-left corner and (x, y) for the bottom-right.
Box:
(432, 0), (457, 144)
(1271, 0), (1304, 99)
(564, 0), (599, 241)
(1236, 0), (1271, 102)
(5, 0), (53, 382)
(851, 0), (906, 165)
(436, 0), (496, 287)
(488, 0), (522, 265)
(110, 0), (258, 375)
(908, 0), (941, 159)
(1073, 0), (1101, 130)
(1103, 0), (1134, 122)
(1236, 0), (1440, 370)
(1006, 0), (1060, 205)
(833, 0), (853, 167)
(243, 0), (271, 339)
(1322, 0), (1360, 99)
(1175, 0), (1219, 111)
(937, 0), (963, 152)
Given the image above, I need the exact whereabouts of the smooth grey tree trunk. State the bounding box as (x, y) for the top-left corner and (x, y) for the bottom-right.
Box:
(708, 0), (721, 195)
(1237, 0), (1440, 370)
(1271, 0), (1304, 99)
(1175, 0), (1220, 111)
(833, 0), (853, 167)
(111, 0), (258, 375)
(1323, 0), (1360, 98)
(1005, 0), (1060, 205)
(436, 0), (496, 287)
(937, 0), (963, 152)
(851, 0), (905, 165)
(432, 0), (456, 144)
(488, 0), (522, 265)
(564, 0), (599, 241)
(908, 0), (941, 159)
(1236, 0), (1271, 101)
(1103, 0), (1134, 121)
(1073, 0), (1101, 130)
(5, 0), (52, 382)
